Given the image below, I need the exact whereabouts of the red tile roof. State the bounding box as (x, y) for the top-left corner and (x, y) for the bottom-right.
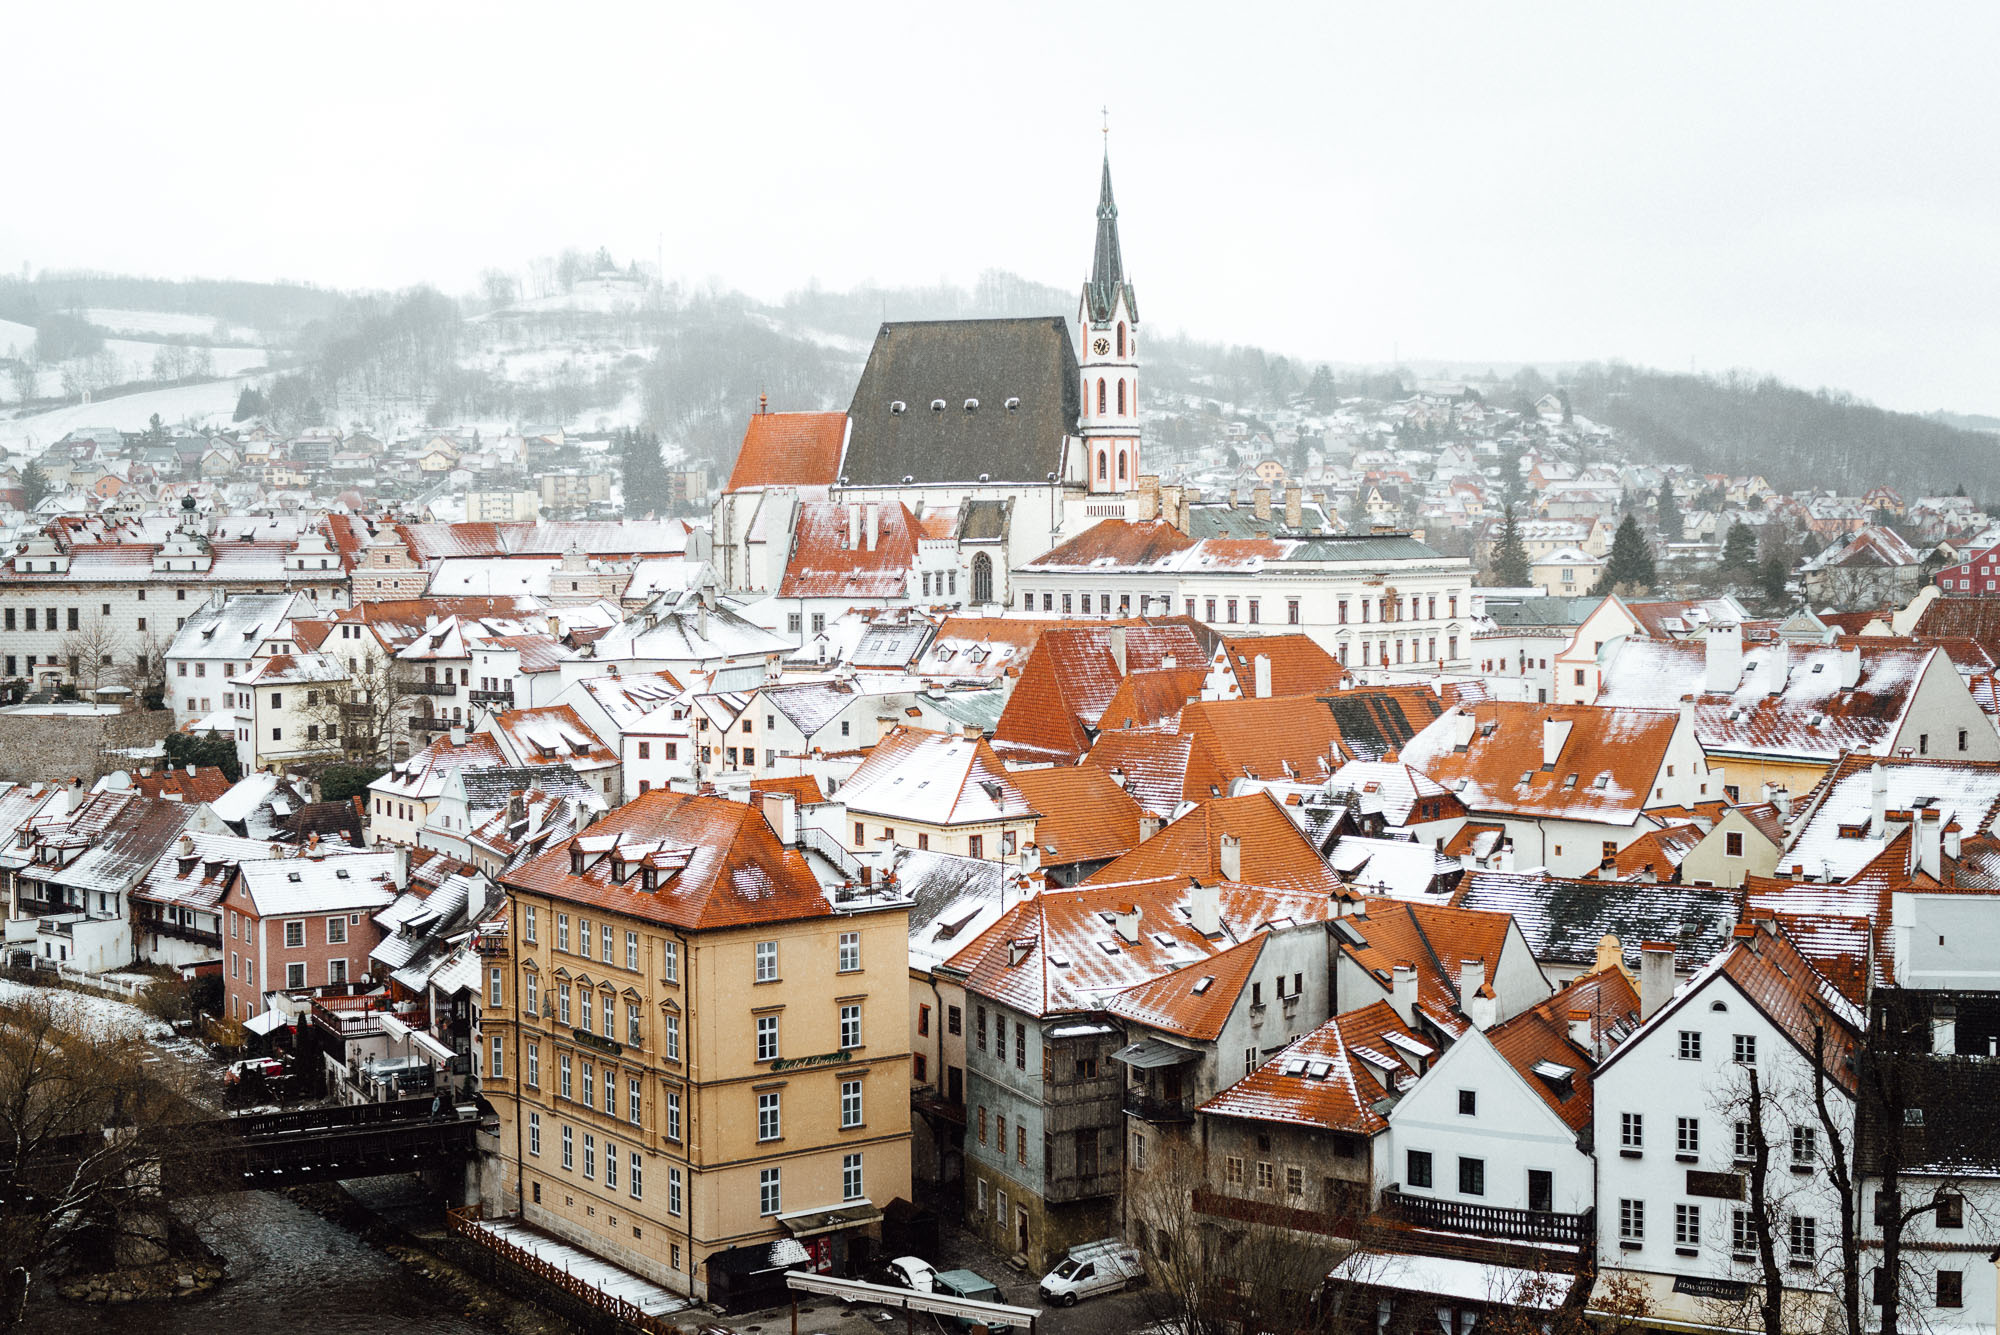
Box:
(1094, 668), (1206, 733)
(1007, 766), (1144, 868)
(1607, 823), (1703, 881)
(1105, 934), (1266, 1041)
(1029, 518), (1196, 568)
(1081, 726), (1210, 818)
(1339, 900), (1519, 1039)
(991, 623), (1207, 764)
(1486, 966), (1639, 1132)
(750, 774), (828, 807)
(777, 501), (919, 600)
(1198, 1001), (1430, 1134)
(725, 411), (848, 492)
(1401, 701), (1681, 825)
(1213, 634), (1349, 696)
(129, 766), (232, 804)
(1178, 695), (1350, 788)
(1083, 791), (1346, 896)
(501, 788), (831, 930)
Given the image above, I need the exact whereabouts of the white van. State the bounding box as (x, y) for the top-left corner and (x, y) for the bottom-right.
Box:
(1037, 1239), (1145, 1305)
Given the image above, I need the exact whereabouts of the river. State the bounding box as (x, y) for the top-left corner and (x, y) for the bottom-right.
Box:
(18, 1189), (494, 1335)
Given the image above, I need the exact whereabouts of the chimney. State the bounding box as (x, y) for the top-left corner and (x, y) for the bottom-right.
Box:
(1542, 716), (1573, 767)
(449, 725), (466, 747)
(1759, 639), (1791, 697)
(1640, 942), (1675, 1022)
(507, 791), (525, 824)
(865, 502), (880, 553)
(1772, 785), (1792, 820)
(1161, 653), (1176, 669)
(1254, 654), (1272, 699)
(1138, 814), (1163, 842)
(1870, 762), (1888, 833)
(1189, 880), (1220, 937)
(847, 502), (862, 551)
(1253, 486), (1272, 522)
(1113, 903), (1140, 944)
(1284, 484), (1303, 529)
(1568, 1007), (1593, 1052)
(1219, 832), (1242, 881)
(186, 763), (196, 777)
(1460, 958), (1493, 1029)
(760, 790), (799, 846)
(1391, 963), (1418, 1023)
(1839, 642), (1862, 689)
(1946, 821), (1962, 859)
(1704, 622), (1743, 694)
(1450, 708), (1477, 750)
(1107, 626), (1127, 673)
(1916, 807), (1943, 879)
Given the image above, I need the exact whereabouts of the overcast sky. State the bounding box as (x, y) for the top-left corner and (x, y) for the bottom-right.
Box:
(9, 3), (2000, 414)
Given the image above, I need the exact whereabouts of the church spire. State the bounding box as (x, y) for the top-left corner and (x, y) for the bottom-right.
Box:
(1084, 146), (1137, 324)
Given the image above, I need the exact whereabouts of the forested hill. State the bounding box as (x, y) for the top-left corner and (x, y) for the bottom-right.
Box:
(1563, 363), (1999, 500)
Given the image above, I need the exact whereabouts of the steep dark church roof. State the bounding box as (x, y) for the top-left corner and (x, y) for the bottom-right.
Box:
(1081, 152), (1139, 325)
(840, 318), (1081, 487)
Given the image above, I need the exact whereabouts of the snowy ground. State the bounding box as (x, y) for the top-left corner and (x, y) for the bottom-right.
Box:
(0, 374), (254, 453)
(0, 973), (165, 1040)
(81, 308), (266, 344)
(473, 1219), (691, 1316)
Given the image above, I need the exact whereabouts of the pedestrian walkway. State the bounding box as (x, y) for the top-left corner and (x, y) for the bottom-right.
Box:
(469, 1216), (692, 1318)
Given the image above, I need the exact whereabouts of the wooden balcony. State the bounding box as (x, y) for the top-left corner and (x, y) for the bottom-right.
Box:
(1124, 1087), (1195, 1123)
(467, 689), (515, 708)
(403, 680), (458, 697)
(1378, 1185), (1592, 1247)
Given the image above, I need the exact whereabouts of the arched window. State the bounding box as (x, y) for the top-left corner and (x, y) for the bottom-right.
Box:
(972, 553), (993, 605)
(1118, 451), (1128, 481)
(1096, 379), (1106, 416)
(1117, 380), (1126, 415)
(1097, 451), (1109, 481)
(1116, 323), (1126, 358)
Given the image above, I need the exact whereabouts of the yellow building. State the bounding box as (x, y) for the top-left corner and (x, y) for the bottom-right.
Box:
(494, 788), (912, 1303)
(835, 726), (1038, 862)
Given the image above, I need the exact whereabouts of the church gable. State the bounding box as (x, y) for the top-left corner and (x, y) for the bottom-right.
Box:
(840, 317), (1080, 487)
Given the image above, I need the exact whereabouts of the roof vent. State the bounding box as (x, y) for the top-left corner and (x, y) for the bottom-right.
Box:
(1005, 397), (1020, 411)
(931, 399), (946, 413)
(964, 399), (979, 412)
(890, 401), (906, 415)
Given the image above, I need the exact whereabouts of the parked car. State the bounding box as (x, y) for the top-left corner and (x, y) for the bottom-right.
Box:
(873, 1255), (939, 1293)
(1038, 1239), (1145, 1306)
(933, 1269), (1018, 1332)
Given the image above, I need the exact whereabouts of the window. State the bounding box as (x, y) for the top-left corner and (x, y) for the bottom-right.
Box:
(1679, 1030), (1702, 1060)
(527, 1042), (540, 1089)
(1674, 1203), (1700, 1250)
(1725, 830), (1745, 858)
(978, 1106), (988, 1144)
(488, 966), (503, 1007)
(1937, 1271), (1964, 1308)
(582, 1133), (595, 1180)
(668, 1165), (683, 1214)
(557, 914), (570, 952)
(977, 1006), (988, 1052)
(1733, 1209), (1754, 1254)
(580, 991), (593, 1035)
(558, 984), (572, 1026)
(601, 925), (613, 962)
(918, 1005), (930, 1037)
(664, 1013), (680, 1061)
(665, 1090), (681, 1141)
(663, 940), (678, 983)
(755, 940), (777, 982)
(1458, 1089), (1477, 1116)
(967, 834), (983, 859)
(757, 1015), (779, 1061)
(1937, 1193), (1965, 1228)
(1735, 1121), (1754, 1162)
(284, 920), (304, 948)
(838, 931), (860, 972)
(994, 1015), (1006, 1062)
(285, 962), (306, 989)
(490, 1036), (503, 1080)
(1791, 1124), (1816, 1166)
(1677, 1117), (1700, 1156)
(577, 919), (591, 959)
(581, 1062), (594, 1107)
(841, 1078), (863, 1128)
(1734, 1034), (1757, 1064)
(1255, 1160), (1271, 1189)
(629, 1152), (642, 1200)
(1017, 1125), (1027, 1165)
(628, 1004), (641, 1046)
(604, 1146), (616, 1191)
(1458, 1157), (1485, 1196)
(1286, 1165), (1304, 1196)
(1014, 1021), (1026, 1069)
(1788, 1215), (1817, 1264)
(840, 1004), (862, 1050)
(524, 905), (537, 943)
(559, 1053), (572, 1098)
(561, 1124), (573, 1170)
(757, 1091), (781, 1141)
(947, 1005), (961, 1036)
(528, 1112), (541, 1156)
(1408, 1150), (1433, 1188)
(1621, 1112), (1643, 1149)
(1619, 1198), (1644, 1243)
(759, 1167), (781, 1216)
(842, 1152), (863, 1202)
(328, 916), (348, 945)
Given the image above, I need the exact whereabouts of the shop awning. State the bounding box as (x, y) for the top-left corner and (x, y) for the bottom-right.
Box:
(380, 1011), (457, 1063)
(1112, 1036), (1200, 1068)
(777, 1200), (883, 1239)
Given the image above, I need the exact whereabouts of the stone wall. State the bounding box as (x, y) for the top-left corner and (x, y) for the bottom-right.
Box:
(0, 709), (175, 785)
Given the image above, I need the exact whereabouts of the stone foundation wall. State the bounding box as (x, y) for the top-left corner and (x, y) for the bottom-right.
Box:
(0, 709), (175, 784)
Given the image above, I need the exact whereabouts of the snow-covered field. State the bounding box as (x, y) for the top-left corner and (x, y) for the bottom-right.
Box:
(0, 317), (34, 358)
(0, 974), (166, 1040)
(82, 308), (264, 344)
(0, 375), (254, 453)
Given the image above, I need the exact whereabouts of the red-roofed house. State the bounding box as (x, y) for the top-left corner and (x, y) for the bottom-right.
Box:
(837, 725), (1036, 862)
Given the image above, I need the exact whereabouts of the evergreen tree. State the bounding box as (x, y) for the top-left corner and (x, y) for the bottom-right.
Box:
(616, 426), (671, 518)
(1758, 525), (1796, 606)
(1721, 521), (1759, 574)
(1490, 504), (1532, 587)
(20, 459), (49, 511)
(1592, 514), (1657, 595)
(1656, 481), (1684, 542)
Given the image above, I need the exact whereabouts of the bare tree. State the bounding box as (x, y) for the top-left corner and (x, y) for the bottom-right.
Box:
(57, 621), (124, 699)
(295, 654), (407, 764)
(0, 992), (211, 1329)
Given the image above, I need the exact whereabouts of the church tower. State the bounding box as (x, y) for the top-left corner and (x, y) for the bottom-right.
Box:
(1078, 146), (1139, 496)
